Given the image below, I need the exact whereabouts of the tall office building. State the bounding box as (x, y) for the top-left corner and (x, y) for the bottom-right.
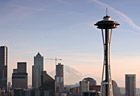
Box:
(0, 46), (8, 92)
(32, 52), (44, 89)
(55, 63), (64, 95)
(125, 74), (136, 96)
(12, 62), (28, 89)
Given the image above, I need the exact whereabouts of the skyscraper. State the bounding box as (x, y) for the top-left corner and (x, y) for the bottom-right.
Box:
(32, 52), (44, 89)
(0, 46), (8, 92)
(125, 74), (136, 96)
(55, 63), (64, 95)
(12, 62), (28, 89)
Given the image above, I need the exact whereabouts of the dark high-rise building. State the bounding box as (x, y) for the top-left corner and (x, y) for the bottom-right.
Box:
(55, 63), (64, 95)
(12, 62), (28, 89)
(40, 71), (55, 96)
(0, 46), (8, 92)
(17, 62), (26, 73)
(125, 74), (136, 96)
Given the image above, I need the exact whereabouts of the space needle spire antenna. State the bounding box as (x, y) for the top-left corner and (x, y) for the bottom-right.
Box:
(94, 10), (120, 96)
(106, 8), (108, 16)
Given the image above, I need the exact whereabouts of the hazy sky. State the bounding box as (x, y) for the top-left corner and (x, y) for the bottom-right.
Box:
(1, 0), (140, 87)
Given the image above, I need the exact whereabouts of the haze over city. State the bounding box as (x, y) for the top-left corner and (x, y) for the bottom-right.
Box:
(1, 0), (140, 88)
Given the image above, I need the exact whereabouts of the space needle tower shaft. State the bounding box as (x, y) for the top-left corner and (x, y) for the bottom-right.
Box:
(95, 13), (119, 96)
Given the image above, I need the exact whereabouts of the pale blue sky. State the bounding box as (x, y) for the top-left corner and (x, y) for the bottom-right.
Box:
(1, 0), (140, 87)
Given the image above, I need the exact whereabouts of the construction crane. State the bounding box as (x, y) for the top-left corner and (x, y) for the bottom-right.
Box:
(45, 57), (62, 78)
(45, 57), (62, 65)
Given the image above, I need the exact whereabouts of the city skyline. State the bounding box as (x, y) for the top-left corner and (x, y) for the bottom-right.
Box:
(1, 0), (140, 88)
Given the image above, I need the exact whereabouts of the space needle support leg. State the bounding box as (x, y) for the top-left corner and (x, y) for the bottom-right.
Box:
(102, 29), (105, 45)
(101, 29), (113, 96)
(105, 28), (109, 96)
(109, 29), (112, 44)
(100, 29), (105, 96)
(108, 29), (113, 96)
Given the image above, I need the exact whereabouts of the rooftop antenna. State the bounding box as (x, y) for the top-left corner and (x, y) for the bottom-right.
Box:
(106, 8), (108, 16)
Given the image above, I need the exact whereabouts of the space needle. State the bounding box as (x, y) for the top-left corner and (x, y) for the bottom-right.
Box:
(94, 11), (120, 96)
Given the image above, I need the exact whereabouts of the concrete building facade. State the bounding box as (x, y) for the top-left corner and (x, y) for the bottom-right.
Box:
(55, 63), (64, 95)
(80, 79), (89, 96)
